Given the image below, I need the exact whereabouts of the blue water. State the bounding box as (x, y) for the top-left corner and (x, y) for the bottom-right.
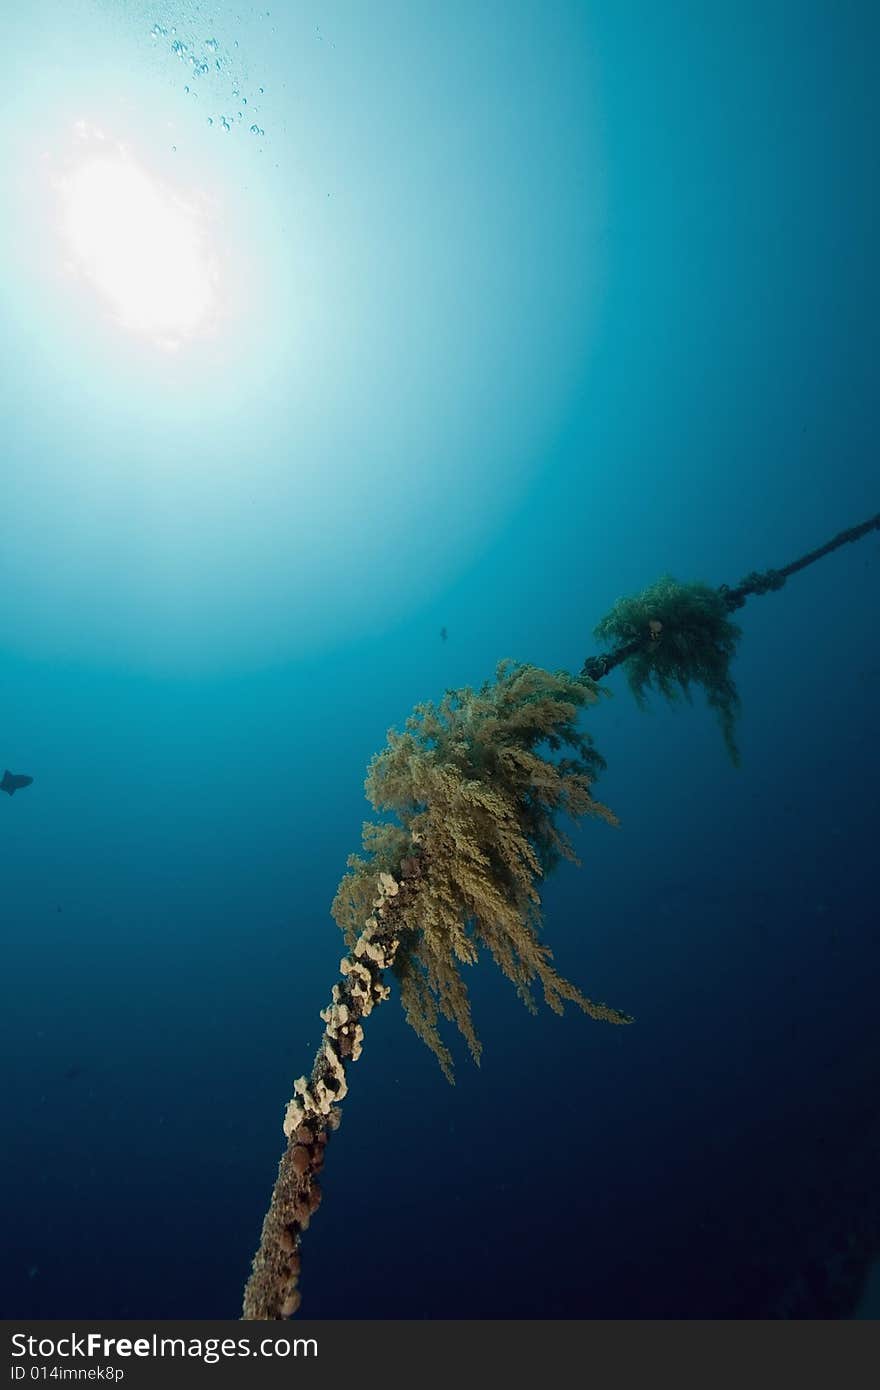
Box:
(1, 1), (877, 1319)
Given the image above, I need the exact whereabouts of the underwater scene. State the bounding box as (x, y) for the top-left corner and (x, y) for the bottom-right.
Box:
(1, 1), (878, 1321)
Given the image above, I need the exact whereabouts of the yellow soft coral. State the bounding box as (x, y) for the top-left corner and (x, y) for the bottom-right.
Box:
(332, 661), (631, 1079)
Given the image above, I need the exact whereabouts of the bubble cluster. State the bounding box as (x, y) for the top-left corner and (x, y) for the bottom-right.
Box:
(148, 17), (269, 146)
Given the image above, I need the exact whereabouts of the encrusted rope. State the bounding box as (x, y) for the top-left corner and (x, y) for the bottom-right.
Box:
(242, 869), (410, 1320)
(244, 511), (878, 1318)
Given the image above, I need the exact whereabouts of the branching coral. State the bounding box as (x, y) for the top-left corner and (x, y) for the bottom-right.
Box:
(594, 576), (743, 764)
(332, 660), (631, 1081)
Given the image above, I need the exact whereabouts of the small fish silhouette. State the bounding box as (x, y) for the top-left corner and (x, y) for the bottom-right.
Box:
(1, 769), (33, 796)
(440, 626), (448, 643)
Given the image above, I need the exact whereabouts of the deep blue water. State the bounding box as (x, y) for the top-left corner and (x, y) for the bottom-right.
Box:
(1, 1), (878, 1319)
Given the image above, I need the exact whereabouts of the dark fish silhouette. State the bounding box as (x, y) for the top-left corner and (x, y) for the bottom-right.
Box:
(440, 626), (448, 642)
(1, 769), (33, 796)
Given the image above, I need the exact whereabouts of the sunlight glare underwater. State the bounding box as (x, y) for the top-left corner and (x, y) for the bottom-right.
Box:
(0, 5), (608, 674)
(60, 126), (217, 347)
